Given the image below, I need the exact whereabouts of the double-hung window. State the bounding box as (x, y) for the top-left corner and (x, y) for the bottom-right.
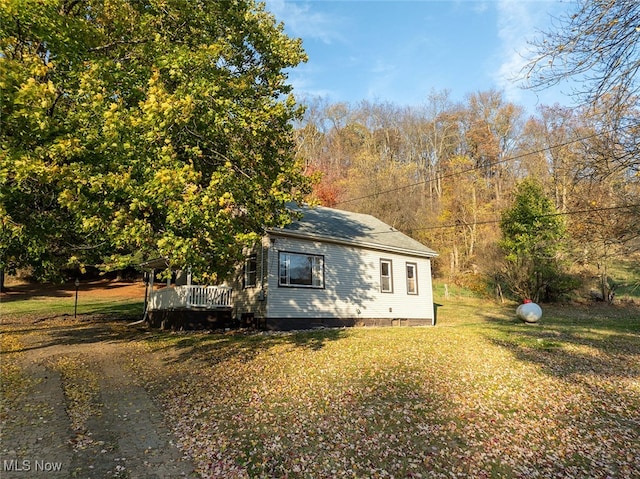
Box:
(380, 259), (393, 293)
(279, 252), (324, 288)
(406, 262), (418, 295)
(243, 254), (257, 288)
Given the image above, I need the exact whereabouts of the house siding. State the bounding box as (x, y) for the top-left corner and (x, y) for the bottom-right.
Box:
(262, 235), (434, 326)
(144, 206), (437, 331)
(227, 237), (269, 324)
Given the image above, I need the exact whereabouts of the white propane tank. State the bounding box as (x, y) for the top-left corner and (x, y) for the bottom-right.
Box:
(516, 301), (542, 323)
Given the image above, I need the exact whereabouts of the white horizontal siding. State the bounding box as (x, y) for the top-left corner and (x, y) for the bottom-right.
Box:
(228, 239), (269, 318)
(265, 236), (434, 320)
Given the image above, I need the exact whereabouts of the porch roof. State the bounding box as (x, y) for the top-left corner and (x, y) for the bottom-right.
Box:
(139, 257), (171, 271)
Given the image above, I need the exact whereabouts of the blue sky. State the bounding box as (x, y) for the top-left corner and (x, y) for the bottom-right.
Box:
(265, 0), (574, 114)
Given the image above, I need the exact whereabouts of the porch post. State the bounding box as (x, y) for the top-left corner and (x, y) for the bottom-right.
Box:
(149, 270), (155, 307)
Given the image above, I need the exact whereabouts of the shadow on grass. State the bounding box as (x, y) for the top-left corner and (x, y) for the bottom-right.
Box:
(2, 300), (144, 324)
(612, 260), (640, 300)
(482, 302), (640, 381)
(84, 300), (144, 319)
(1, 301), (145, 355)
(3, 308), (347, 370)
(3, 319), (145, 356)
(144, 327), (349, 366)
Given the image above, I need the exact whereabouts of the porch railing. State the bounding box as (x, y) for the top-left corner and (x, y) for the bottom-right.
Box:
(149, 285), (232, 311)
(186, 285), (233, 309)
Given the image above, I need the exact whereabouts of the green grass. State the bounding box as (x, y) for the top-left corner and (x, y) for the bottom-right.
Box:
(608, 259), (640, 300)
(0, 295), (143, 318)
(3, 290), (639, 478)
(132, 297), (639, 479)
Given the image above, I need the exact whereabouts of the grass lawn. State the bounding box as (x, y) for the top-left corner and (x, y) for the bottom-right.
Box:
(131, 297), (639, 478)
(0, 280), (145, 318)
(2, 282), (639, 478)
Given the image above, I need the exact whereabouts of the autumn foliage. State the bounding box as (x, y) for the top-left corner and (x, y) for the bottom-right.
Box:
(295, 93), (640, 299)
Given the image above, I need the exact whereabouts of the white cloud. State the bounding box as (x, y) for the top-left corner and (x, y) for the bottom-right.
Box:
(494, 0), (569, 108)
(286, 64), (338, 100)
(471, 1), (490, 14)
(264, 0), (348, 101)
(264, 0), (344, 45)
(493, 0), (539, 103)
(370, 58), (396, 75)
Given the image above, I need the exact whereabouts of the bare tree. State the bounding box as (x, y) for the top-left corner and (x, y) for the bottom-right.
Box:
(460, 90), (524, 204)
(524, 0), (640, 109)
(519, 105), (584, 212)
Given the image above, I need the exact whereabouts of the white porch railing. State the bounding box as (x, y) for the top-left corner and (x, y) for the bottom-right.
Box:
(149, 285), (232, 311)
(186, 285), (233, 309)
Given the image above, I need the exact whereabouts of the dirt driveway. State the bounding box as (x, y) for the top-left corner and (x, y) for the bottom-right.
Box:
(1, 282), (198, 478)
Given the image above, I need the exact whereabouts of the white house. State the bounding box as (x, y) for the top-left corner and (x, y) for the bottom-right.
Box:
(142, 205), (438, 330)
(230, 205), (438, 330)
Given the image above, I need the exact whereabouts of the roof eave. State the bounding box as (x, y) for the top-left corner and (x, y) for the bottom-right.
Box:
(266, 229), (438, 259)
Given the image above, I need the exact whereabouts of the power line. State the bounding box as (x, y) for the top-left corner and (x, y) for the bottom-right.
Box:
(334, 123), (631, 206)
(356, 203), (639, 236)
(401, 203), (640, 234)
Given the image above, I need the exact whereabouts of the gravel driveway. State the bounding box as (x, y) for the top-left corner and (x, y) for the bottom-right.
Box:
(1, 315), (198, 478)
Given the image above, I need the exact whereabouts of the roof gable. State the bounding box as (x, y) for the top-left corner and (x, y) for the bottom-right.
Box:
(268, 205), (437, 258)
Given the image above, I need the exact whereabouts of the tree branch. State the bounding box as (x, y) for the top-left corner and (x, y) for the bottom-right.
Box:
(88, 39), (148, 53)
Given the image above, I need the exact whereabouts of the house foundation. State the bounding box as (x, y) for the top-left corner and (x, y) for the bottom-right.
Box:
(147, 308), (234, 331)
(264, 317), (434, 331)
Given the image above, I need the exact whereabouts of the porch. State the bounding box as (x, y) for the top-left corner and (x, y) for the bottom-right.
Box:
(148, 285), (233, 311)
(141, 258), (234, 330)
(145, 285), (234, 330)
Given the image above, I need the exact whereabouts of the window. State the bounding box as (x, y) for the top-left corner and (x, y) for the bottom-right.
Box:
(279, 252), (324, 288)
(406, 262), (418, 295)
(243, 254), (257, 288)
(380, 259), (393, 293)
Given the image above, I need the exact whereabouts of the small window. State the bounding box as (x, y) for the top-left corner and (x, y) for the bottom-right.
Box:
(244, 254), (257, 288)
(380, 259), (393, 293)
(279, 252), (324, 288)
(406, 262), (418, 295)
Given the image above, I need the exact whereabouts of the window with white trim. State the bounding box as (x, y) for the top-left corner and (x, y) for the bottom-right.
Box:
(243, 254), (257, 288)
(406, 262), (418, 295)
(279, 252), (324, 288)
(380, 259), (393, 293)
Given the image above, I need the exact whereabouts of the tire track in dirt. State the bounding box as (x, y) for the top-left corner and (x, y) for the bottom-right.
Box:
(74, 351), (195, 478)
(2, 321), (198, 478)
(2, 363), (73, 478)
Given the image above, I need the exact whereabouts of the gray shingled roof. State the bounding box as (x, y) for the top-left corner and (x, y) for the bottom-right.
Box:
(268, 205), (437, 258)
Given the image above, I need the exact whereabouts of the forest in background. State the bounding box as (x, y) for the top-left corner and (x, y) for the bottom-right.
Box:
(2, 1), (639, 303)
(294, 89), (640, 301)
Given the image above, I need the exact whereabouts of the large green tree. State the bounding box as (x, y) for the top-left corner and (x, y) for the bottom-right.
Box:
(1, 0), (309, 281)
(499, 178), (570, 302)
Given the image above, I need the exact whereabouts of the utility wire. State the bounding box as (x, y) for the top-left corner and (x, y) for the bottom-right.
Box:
(390, 203), (640, 234)
(334, 123), (633, 206)
(357, 204), (639, 236)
